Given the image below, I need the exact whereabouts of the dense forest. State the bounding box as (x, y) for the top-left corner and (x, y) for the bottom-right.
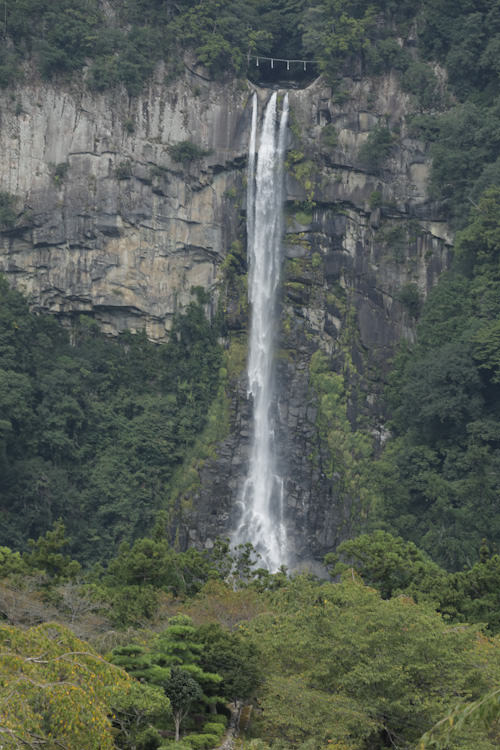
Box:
(0, 277), (223, 563)
(3, 0), (500, 748)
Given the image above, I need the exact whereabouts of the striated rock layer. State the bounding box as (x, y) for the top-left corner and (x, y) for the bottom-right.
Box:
(0, 65), (249, 338)
(0, 67), (451, 565)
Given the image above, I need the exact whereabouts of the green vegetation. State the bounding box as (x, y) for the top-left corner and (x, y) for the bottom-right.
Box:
(309, 350), (376, 526)
(115, 160), (132, 180)
(52, 162), (69, 185)
(358, 126), (395, 172)
(248, 573), (500, 750)
(0, 192), (17, 228)
(3, 2), (500, 747)
(374, 188), (500, 570)
(2, 531), (500, 749)
(0, 276), (222, 564)
(329, 530), (500, 635)
(398, 282), (422, 317)
(0, 622), (140, 749)
(168, 141), (211, 164)
(320, 123), (338, 150)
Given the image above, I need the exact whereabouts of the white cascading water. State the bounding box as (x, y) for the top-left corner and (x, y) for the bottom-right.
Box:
(232, 91), (289, 571)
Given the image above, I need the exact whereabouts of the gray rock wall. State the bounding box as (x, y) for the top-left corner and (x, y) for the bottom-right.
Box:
(0, 66), (250, 338)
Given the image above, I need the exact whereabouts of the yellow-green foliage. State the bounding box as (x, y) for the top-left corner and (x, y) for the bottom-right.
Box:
(309, 351), (374, 512)
(0, 622), (132, 749)
(294, 162), (316, 203)
(169, 337), (245, 508)
(311, 252), (322, 269)
(286, 232), (311, 250)
(220, 239), (244, 278)
(286, 150), (316, 204)
(203, 720), (226, 738)
(225, 335), (248, 381)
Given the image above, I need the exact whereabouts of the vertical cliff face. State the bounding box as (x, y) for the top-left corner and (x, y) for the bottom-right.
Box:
(0, 68), (451, 565)
(0, 67), (250, 338)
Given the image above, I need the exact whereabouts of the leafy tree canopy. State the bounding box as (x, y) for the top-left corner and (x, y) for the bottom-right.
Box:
(0, 276), (222, 565)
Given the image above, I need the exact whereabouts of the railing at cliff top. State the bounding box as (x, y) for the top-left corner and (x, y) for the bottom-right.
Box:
(247, 54), (320, 72)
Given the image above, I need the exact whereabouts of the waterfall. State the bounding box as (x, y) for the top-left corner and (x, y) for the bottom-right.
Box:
(233, 91), (289, 572)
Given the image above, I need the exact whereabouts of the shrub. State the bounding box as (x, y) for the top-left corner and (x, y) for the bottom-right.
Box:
(402, 61), (441, 110)
(311, 252), (322, 269)
(0, 193), (17, 228)
(53, 162), (69, 184)
(202, 721), (225, 737)
(321, 123), (338, 149)
(369, 190), (383, 209)
(358, 126), (395, 172)
(183, 734), (219, 750)
(115, 161), (132, 180)
(167, 141), (210, 164)
(398, 283), (422, 317)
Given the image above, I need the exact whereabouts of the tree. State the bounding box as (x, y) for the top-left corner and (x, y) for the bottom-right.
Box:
(112, 615), (222, 737)
(25, 520), (81, 581)
(455, 187), (500, 273)
(0, 622), (133, 749)
(164, 667), (203, 741)
(255, 673), (375, 749)
(111, 680), (170, 750)
(327, 530), (447, 598)
(153, 615), (222, 702)
(418, 686), (500, 749)
(248, 574), (500, 748)
(197, 622), (262, 704)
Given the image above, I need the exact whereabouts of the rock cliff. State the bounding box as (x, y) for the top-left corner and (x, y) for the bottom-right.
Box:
(0, 65), (249, 338)
(0, 66), (452, 565)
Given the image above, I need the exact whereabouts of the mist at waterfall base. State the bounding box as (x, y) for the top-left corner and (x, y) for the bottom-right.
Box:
(232, 91), (289, 573)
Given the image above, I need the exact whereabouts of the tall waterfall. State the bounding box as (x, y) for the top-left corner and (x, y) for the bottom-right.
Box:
(233, 91), (289, 572)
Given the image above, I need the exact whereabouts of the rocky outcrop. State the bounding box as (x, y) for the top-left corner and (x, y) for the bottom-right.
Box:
(0, 67), (452, 565)
(0, 65), (250, 338)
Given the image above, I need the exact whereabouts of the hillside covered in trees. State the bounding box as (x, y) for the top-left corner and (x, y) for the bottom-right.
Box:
(2, 0), (500, 748)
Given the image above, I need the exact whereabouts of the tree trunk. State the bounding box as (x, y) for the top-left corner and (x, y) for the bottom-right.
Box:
(174, 715), (181, 742)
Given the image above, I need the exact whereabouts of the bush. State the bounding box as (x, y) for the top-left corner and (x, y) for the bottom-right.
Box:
(115, 161), (132, 180)
(168, 141), (210, 164)
(369, 190), (383, 209)
(202, 721), (225, 737)
(0, 193), (17, 228)
(137, 726), (162, 750)
(402, 61), (441, 110)
(398, 283), (422, 317)
(358, 126), (395, 172)
(183, 734), (219, 750)
(320, 123), (338, 149)
(53, 162), (69, 185)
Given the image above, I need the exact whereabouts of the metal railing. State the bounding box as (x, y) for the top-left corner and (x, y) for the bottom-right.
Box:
(247, 54), (320, 71)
